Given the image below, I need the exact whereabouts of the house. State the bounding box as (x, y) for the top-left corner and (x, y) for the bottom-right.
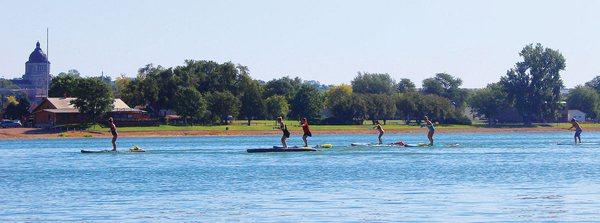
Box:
(567, 110), (586, 122)
(31, 97), (150, 127)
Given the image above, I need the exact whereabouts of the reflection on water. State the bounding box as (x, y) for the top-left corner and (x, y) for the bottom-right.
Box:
(0, 132), (599, 222)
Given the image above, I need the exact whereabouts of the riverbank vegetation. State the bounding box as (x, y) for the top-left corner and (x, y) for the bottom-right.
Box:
(3, 43), (600, 127)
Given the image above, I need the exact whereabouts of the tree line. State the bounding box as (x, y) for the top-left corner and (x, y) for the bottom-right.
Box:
(3, 43), (599, 126)
(43, 61), (473, 125)
(469, 43), (600, 125)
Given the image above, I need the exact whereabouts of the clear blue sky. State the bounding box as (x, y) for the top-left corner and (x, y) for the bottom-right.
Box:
(1, 0), (599, 88)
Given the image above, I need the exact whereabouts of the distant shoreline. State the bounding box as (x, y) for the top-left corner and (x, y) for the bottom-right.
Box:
(1, 126), (598, 140)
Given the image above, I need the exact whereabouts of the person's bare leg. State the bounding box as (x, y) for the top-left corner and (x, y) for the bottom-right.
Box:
(378, 133), (383, 144)
(428, 132), (434, 146)
(281, 136), (287, 148)
(303, 135), (308, 147)
(111, 137), (117, 151)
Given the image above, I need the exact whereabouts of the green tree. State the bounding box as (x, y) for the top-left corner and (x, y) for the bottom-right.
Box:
(239, 76), (265, 125)
(173, 87), (207, 123)
(0, 79), (18, 89)
(468, 83), (511, 126)
(395, 92), (420, 124)
(289, 84), (323, 120)
(325, 84), (352, 108)
(132, 65), (179, 116)
(585, 76), (600, 93)
(265, 95), (289, 119)
(329, 94), (367, 124)
(139, 75), (159, 112)
(397, 78), (416, 93)
(49, 72), (82, 97)
(351, 72), (396, 94)
(566, 86), (600, 120)
(364, 94), (397, 124)
(206, 91), (240, 124)
(418, 94), (456, 123)
(500, 43), (565, 124)
(153, 68), (181, 113)
(113, 74), (131, 98)
(2, 96), (30, 120)
(71, 77), (114, 125)
(421, 73), (468, 106)
(396, 92), (465, 125)
(263, 76), (303, 99)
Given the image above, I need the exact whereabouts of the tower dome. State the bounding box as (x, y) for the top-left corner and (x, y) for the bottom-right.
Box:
(27, 41), (49, 63)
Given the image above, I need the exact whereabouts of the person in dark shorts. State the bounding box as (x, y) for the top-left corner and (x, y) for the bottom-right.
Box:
(568, 118), (583, 144)
(301, 118), (312, 147)
(277, 117), (290, 148)
(109, 117), (118, 151)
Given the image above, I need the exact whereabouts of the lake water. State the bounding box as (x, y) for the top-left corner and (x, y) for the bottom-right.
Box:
(1, 132), (599, 222)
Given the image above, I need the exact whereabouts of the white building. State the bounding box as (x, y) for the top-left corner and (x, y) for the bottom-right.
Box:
(567, 109), (586, 121)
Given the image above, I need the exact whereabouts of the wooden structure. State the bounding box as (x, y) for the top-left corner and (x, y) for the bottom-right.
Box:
(31, 98), (150, 127)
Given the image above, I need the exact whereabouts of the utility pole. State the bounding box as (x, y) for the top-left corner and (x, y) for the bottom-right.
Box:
(46, 28), (49, 59)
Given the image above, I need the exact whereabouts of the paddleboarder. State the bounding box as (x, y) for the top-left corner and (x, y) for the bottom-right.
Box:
(301, 118), (312, 147)
(423, 116), (435, 146)
(109, 117), (118, 151)
(568, 118), (583, 144)
(373, 121), (384, 144)
(277, 117), (290, 148)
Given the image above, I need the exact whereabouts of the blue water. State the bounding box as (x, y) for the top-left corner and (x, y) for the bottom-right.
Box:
(1, 132), (599, 222)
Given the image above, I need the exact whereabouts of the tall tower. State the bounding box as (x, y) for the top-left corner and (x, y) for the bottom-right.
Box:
(23, 41), (51, 101)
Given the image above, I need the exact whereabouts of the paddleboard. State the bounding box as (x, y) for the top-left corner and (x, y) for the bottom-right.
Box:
(81, 146), (146, 153)
(557, 142), (598, 145)
(81, 149), (117, 153)
(247, 147), (317, 153)
(351, 142), (371, 147)
(404, 143), (430, 147)
(371, 144), (395, 147)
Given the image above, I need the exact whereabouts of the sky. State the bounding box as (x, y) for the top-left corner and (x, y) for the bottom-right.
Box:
(0, 0), (599, 88)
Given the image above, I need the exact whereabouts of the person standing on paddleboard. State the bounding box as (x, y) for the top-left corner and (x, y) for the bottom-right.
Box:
(423, 116), (435, 146)
(109, 117), (118, 151)
(568, 118), (583, 144)
(373, 121), (384, 144)
(277, 117), (290, 148)
(301, 118), (312, 147)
